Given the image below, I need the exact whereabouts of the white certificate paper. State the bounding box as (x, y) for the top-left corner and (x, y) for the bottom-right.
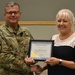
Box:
(29, 40), (54, 61)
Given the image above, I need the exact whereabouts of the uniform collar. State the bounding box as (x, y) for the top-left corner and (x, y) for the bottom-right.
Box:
(5, 24), (25, 35)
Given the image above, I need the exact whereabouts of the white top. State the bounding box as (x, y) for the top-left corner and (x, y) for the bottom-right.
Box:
(52, 33), (75, 48)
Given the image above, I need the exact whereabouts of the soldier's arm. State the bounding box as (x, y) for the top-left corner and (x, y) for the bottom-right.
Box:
(0, 33), (31, 74)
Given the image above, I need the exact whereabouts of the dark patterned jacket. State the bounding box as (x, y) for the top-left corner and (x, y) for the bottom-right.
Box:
(0, 24), (33, 75)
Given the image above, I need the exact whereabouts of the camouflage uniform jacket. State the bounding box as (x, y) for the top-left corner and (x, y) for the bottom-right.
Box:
(0, 24), (33, 75)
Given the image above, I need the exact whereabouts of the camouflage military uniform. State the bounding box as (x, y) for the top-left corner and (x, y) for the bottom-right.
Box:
(0, 24), (33, 75)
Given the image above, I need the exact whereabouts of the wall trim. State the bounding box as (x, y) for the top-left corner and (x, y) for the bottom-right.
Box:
(0, 21), (56, 25)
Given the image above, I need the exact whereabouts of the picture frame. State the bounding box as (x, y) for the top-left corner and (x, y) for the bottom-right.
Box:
(28, 40), (54, 61)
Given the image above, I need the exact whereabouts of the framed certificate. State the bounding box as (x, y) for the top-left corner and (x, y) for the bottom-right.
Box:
(28, 40), (54, 61)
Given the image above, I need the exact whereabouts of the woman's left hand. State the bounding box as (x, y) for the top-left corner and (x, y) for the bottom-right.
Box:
(45, 57), (59, 66)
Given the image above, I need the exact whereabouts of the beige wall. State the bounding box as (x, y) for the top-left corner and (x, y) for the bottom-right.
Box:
(0, 0), (75, 21)
(23, 25), (75, 40)
(0, 0), (75, 39)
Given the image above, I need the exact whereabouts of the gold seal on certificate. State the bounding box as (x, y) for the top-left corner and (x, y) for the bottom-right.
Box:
(28, 40), (54, 61)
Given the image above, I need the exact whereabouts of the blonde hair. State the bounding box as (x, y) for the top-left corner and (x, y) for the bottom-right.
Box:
(56, 9), (75, 25)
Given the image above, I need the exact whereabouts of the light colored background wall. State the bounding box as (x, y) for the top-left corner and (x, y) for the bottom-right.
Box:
(0, 0), (75, 21)
(23, 25), (58, 40)
(0, 0), (75, 40)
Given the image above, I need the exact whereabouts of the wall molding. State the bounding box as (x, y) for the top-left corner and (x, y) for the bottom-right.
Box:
(0, 21), (56, 25)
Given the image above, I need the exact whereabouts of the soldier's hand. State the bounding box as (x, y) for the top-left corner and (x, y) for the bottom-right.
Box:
(24, 56), (35, 65)
(30, 65), (42, 74)
(35, 65), (42, 75)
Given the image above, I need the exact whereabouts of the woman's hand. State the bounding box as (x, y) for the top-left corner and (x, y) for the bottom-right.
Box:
(45, 57), (59, 66)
